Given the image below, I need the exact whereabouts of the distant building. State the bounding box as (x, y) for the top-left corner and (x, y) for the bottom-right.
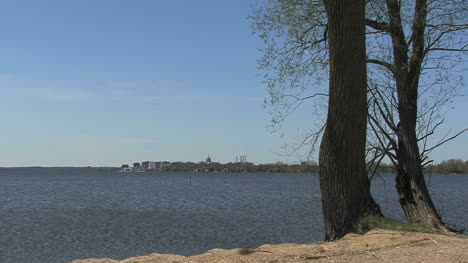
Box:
(133, 162), (140, 168)
(156, 161), (170, 168)
(142, 161), (156, 170)
(120, 164), (131, 172)
(237, 155), (246, 164)
(206, 155), (212, 164)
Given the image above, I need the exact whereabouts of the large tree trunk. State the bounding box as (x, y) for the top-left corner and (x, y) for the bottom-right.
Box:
(386, 0), (448, 230)
(319, 0), (382, 241)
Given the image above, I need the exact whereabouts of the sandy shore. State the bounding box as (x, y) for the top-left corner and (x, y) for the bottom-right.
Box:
(72, 229), (467, 263)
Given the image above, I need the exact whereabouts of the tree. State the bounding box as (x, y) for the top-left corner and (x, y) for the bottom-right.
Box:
(251, 0), (329, 146)
(319, 0), (383, 240)
(365, 0), (467, 229)
(251, 0), (467, 230)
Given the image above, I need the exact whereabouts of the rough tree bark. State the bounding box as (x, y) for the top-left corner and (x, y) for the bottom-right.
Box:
(319, 0), (382, 241)
(385, 0), (448, 230)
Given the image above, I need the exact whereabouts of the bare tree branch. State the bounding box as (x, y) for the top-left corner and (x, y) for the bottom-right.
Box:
(423, 128), (468, 155)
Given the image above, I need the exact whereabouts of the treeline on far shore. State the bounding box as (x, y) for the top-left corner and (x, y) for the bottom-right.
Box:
(424, 159), (468, 174)
(161, 162), (398, 174)
(159, 159), (467, 174)
(161, 162), (320, 173)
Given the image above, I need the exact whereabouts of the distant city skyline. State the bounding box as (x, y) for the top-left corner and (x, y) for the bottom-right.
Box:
(0, 1), (466, 167)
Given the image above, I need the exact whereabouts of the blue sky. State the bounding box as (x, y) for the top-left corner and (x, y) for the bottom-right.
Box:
(0, 1), (466, 167)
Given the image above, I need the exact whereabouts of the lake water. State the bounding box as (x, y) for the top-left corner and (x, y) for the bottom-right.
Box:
(0, 169), (466, 263)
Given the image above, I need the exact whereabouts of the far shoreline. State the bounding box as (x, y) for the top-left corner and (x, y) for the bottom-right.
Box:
(0, 166), (467, 175)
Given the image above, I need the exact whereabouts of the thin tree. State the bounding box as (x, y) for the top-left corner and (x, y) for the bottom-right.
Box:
(365, 0), (467, 229)
(319, 0), (382, 241)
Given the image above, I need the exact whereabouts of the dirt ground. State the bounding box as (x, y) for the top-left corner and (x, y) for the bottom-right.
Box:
(72, 229), (468, 263)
